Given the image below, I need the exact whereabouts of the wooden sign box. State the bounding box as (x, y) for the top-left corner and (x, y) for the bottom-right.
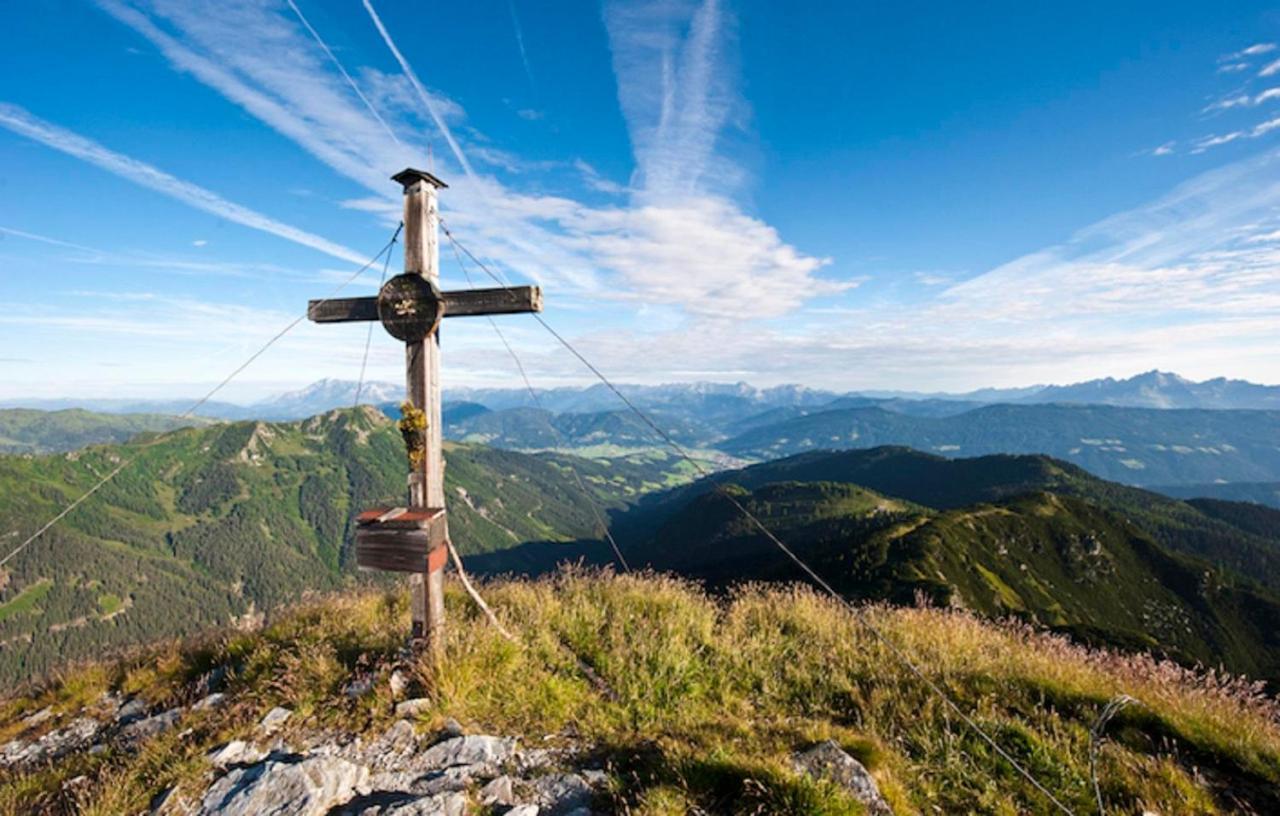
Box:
(354, 507), (447, 573)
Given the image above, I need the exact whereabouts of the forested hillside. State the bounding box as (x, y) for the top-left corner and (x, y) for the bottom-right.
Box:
(0, 409), (676, 684)
(614, 448), (1280, 682)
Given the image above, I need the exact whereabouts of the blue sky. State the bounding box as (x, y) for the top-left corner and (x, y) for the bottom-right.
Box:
(2, 0), (1280, 401)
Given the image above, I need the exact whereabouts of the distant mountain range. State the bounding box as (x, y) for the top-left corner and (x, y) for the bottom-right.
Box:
(5, 370), (1279, 421)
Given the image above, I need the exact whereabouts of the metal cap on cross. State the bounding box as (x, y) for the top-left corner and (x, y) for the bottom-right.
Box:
(307, 169), (542, 656)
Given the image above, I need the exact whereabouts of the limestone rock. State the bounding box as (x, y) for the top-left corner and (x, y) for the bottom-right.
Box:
(338, 791), (467, 816)
(389, 670), (410, 700)
(115, 697), (149, 724)
(394, 698), (431, 719)
(197, 755), (367, 816)
(506, 807), (540, 816)
(259, 707), (292, 735)
(121, 709), (181, 745)
(192, 693), (227, 712)
(207, 740), (266, 769)
(533, 773), (594, 815)
(480, 774), (516, 806)
(1, 716), (101, 767)
(420, 735), (516, 771)
(793, 740), (891, 816)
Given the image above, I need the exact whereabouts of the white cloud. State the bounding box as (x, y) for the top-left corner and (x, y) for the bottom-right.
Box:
(0, 102), (366, 264)
(1261, 57), (1280, 77)
(1222, 42), (1277, 61)
(1149, 141), (1175, 156)
(41, 0), (1275, 395)
(89, 0), (832, 324)
(1193, 116), (1280, 152)
(192, 239), (207, 247)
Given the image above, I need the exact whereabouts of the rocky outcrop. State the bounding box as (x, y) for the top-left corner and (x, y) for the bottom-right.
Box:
(793, 739), (892, 815)
(197, 754), (368, 815)
(151, 714), (609, 815)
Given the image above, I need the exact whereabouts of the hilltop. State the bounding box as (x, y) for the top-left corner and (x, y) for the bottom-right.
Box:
(1, 573), (1276, 814)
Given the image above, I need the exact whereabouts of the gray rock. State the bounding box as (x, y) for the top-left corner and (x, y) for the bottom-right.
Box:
(341, 791), (467, 816)
(121, 709), (181, 744)
(259, 707), (292, 735)
(197, 755), (367, 816)
(514, 748), (555, 774)
(192, 693), (227, 712)
(345, 677), (375, 698)
(360, 720), (419, 771)
(480, 774), (516, 806)
(440, 717), (464, 738)
(506, 807), (540, 816)
(389, 670), (410, 700)
(21, 707), (54, 728)
(793, 740), (891, 816)
(115, 697), (149, 724)
(394, 698), (431, 719)
(364, 766), (471, 797)
(0, 716), (101, 767)
(207, 740), (266, 769)
(533, 773), (594, 815)
(420, 734), (516, 771)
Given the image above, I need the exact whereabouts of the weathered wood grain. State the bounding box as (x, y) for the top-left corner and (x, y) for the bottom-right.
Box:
(308, 286), (541, 325)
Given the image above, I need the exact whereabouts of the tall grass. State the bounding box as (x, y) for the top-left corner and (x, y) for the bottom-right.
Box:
(2, 570), (1277, 814)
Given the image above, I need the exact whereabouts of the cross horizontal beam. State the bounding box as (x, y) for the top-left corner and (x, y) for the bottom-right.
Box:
(308, 285), (542, 323)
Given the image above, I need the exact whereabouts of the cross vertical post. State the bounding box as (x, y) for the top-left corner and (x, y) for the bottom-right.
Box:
(307, 168), (542, 659)
(399, 169), (447, 655)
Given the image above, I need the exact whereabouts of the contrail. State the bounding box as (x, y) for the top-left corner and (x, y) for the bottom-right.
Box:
(0, 226), (103, 254)
(362, 0), (474, 179)
(508, 0), (537, 97)
(285, 0), (403, 148)
(0, 102), (366, 265)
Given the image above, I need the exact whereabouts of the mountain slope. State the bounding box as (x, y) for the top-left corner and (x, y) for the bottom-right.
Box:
(2, 574), (1277, 815)
(0, 409), (670, 684)
(619, 446), (1280, 594)
(721, 403), (1280, 484)
(0, 409), (214, 454)
(630, 478), (1280, 682)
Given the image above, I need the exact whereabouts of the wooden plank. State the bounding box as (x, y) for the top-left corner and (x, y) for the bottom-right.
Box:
(309, 287), (540, 325)
(356, 506), (442, 526)
(376, 507), (408, 523)
(308, 297), (378, 323)
(441, 286), (542, 317)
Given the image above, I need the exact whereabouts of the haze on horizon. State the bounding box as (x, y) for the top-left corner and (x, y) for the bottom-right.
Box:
(3, 1), (1280, 402)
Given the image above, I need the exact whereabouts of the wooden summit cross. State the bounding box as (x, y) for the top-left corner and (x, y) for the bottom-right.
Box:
(307, 168), (542, 653)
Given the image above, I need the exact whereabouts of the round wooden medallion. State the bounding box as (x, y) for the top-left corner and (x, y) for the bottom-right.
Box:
(377, 274), (445, 341)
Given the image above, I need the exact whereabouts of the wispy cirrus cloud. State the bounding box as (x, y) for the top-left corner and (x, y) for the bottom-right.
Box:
(0, 102), (366, 264)
(84, 0), (835, 325)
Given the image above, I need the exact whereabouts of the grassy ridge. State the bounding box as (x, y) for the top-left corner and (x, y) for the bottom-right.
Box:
(1, 572), (1276, 814)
